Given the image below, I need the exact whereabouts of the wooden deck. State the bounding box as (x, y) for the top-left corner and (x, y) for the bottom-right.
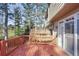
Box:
(8, 43), (69, 56)
(0, 37), (69, 56)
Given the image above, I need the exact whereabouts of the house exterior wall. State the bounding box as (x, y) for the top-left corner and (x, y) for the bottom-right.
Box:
(47, 3), (79, 56)
(53, 22), (58, 45)
(48, 3), (64, 21)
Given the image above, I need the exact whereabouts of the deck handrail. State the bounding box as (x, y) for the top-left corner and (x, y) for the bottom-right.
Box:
(0, 35), (29, 56)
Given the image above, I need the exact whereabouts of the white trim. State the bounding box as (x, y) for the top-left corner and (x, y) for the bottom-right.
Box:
(76, 12), (79, 56)
(63, 19), (65, 49)
(58, 22), (59, 46)
(58, 20), (64, 48)
(74, 13), (77, 56)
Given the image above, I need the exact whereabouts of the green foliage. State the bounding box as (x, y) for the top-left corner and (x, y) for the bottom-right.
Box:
(14, 6), (22, 35)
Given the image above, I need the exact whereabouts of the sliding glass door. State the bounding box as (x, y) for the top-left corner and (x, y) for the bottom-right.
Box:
(58, 14), (79, 55)
(65, 20), (74, 55)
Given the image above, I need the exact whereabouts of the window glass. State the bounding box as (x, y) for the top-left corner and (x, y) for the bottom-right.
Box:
(77, 20), (79, 55)
(65, 21), (74, 55)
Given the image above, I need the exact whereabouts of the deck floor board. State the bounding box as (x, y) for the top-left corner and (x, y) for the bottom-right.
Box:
(8, 43), (68, 56)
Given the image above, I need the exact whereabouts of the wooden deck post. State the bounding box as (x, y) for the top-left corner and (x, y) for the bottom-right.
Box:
(0, 40), (6, 56)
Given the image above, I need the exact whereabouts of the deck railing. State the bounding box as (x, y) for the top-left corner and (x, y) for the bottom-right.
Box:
(0, 35), (29, 56)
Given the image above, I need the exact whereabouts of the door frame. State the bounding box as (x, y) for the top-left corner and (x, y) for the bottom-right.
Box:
(58, 20), (65, 48)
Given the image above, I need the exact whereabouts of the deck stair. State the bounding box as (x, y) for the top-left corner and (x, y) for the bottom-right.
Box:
(29, 28), (57, 44)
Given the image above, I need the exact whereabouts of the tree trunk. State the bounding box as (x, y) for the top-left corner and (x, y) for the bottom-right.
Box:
(3, 4), (8, 40)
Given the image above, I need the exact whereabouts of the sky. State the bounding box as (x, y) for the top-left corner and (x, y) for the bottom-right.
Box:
(8, 3), (24, 25)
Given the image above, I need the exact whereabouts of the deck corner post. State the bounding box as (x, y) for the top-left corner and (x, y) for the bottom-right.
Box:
(0, 40), (6, 56)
